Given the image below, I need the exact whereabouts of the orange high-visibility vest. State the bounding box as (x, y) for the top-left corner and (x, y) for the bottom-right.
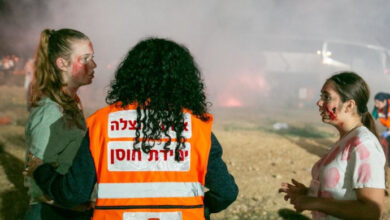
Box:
(378, 99), (390, 128)
(87, 102), (213, 220)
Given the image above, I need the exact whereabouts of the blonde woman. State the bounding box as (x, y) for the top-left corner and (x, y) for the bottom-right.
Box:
(24, 28), (96, 220)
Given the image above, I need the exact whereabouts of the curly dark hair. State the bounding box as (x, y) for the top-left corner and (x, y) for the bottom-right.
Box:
(106, 37), (210, 161)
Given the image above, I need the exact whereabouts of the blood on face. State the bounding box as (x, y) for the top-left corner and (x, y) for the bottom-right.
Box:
(72, 56), (89, 77)
(325, 105), (337, 120)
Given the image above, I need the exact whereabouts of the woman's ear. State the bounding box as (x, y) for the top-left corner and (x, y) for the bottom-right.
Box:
(55, 57), (68, 72)
(344, 99), (357, 114)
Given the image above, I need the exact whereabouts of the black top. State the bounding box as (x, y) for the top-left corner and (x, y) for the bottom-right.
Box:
(33, 132), (238, 219)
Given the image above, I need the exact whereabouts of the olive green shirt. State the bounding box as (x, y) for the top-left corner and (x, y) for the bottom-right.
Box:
(24, 96), (86, 203)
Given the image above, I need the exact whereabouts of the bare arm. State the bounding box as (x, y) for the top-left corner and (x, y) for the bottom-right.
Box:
(294, 188), (384, 220)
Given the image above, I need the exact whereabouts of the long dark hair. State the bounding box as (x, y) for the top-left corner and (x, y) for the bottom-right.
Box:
(326, 72), (379, 139)
(31, 28), (89, 128)
(106, 37), (210, 161)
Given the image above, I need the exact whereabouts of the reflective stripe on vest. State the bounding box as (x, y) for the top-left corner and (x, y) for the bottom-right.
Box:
(97, 182), (204, 199)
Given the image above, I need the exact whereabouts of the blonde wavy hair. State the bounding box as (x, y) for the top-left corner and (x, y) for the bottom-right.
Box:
(30, 28), (89, 128)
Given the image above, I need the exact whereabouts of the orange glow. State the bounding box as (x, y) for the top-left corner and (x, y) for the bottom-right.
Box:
(221, 97), (243, 107)
(0, 117), (11, 125)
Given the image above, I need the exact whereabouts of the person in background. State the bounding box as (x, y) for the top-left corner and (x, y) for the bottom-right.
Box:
(24, 28), (97, 220)
(372, 92), (390, 164)
(279, 72), (385, 219)
(372, 92), (390, 137)
(27, 37), (238, 220)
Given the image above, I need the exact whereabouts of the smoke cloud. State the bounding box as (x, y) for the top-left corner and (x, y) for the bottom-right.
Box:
(2, 0), (390, 110)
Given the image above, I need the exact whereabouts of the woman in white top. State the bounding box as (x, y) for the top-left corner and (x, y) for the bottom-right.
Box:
(279, 72), (386, 220)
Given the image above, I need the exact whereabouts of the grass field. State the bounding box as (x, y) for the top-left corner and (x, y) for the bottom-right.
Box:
(1, 85), (390, 220)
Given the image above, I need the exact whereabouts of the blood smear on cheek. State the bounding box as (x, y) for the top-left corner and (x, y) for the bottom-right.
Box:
(72, 58), (88, 76)
(325, 106), (337, 120)
(72, 58), (82, 75)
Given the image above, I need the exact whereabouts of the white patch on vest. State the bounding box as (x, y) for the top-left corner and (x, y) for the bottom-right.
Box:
(378, 112), (390, 118)
(107, 141), (190, 171)
(108, 110), (192, 139)
(123, 211), (182, 220)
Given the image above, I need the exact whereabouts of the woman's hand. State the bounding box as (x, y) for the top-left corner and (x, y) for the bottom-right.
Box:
(279, 179), (309, 212)
(23, 153), (59, 177)
(279, 179), (307, 200)
(23, 153), (43, 177)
